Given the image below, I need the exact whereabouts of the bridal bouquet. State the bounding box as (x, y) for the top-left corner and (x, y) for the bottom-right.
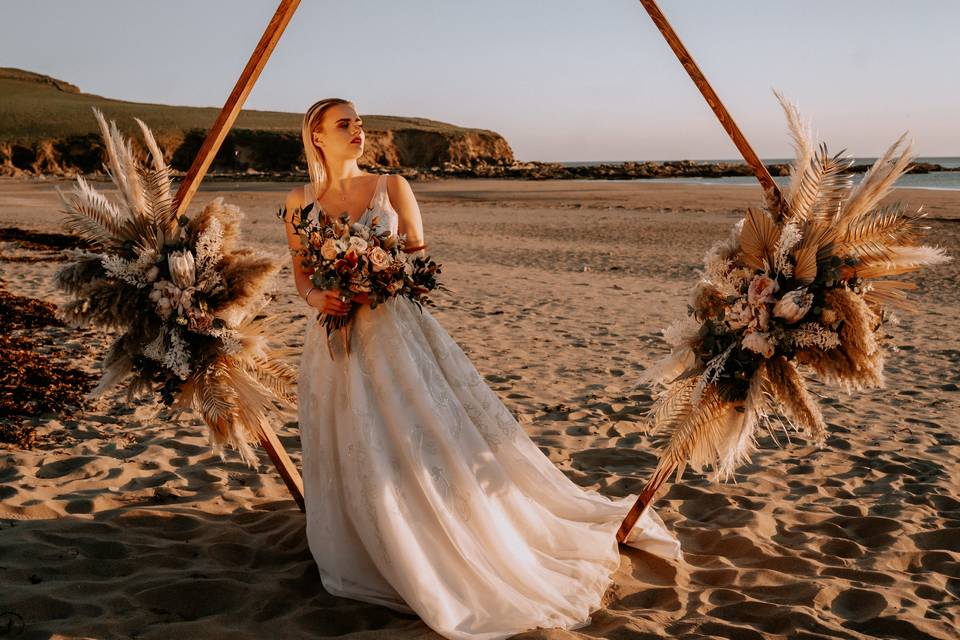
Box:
(279, 201), (444, 353)
(643, 92), (950, 483)
(54, 109), (297, 466)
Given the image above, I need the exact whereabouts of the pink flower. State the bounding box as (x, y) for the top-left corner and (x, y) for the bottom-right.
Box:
(747, 274), (779, 306)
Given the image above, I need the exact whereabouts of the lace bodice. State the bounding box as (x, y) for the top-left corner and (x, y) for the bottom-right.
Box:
(305, 174), (399, 235)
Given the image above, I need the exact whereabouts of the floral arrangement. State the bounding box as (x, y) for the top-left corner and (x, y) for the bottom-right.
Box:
(279, 201), (444, 354)
(643, 92), (950, 484)
(54, 109), (297, 466)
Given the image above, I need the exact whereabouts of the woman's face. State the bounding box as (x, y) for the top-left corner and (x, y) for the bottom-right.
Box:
(312, 103), (364, 160)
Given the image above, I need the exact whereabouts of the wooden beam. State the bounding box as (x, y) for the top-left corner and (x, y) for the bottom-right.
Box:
(620, 0), (786, 543)
(172, 0), (305, 510)
(637, 0), (787, 220)
(172, 0), (301, 217)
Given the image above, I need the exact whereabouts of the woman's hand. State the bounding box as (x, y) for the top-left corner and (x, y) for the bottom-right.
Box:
(307, 288), (352, 316)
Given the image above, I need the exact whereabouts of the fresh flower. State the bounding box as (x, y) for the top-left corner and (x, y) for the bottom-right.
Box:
(368, 246), (391, 271)
(320, 238), (339, 260)
(348, 236), (368, 253)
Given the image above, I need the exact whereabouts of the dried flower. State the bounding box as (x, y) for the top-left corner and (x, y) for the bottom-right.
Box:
(773, 287), (813, 323)
(742, 331), (775, 358)
(747, 274), (779, 306)
(168, 250), (196, 289)
(727, 298), (754, 330)
(749, 304), (771, 332)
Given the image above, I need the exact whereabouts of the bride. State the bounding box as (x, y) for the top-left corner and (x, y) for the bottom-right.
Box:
(280, 98), (681, 639)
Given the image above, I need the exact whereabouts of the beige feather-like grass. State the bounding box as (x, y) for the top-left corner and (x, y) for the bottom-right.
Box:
(764, 356), (826, 445)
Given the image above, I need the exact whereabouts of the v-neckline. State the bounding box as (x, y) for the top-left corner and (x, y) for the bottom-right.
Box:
(313, 175), (380, 224)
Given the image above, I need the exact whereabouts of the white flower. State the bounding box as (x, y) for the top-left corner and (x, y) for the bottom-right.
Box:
(348, 236), (368, 253)
(335, 239), (348, 253)
(747, 274), (779, 306)
(368, 246), (391, 271)
(773, 287), (814, 324)
(741, 331), (775, 358)
(167, 250), (196, 289)
(145, 265), (160, 282)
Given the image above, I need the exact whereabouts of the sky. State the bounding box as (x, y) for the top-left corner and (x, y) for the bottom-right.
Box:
(3, 0), (958, 162)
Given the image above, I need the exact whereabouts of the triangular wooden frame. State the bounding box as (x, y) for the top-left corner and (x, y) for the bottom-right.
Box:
(170, 0), (785, 532)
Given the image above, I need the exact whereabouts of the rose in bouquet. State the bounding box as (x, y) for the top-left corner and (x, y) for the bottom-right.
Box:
(642, 92), (950, 484)
(279, 201), (444, 353)
(54, 109), (297, 466)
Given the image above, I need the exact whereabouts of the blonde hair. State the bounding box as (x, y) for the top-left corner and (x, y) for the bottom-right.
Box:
(301, 97), (351, 207)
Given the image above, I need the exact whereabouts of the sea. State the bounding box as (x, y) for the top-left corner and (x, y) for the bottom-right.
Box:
(561, 157), (960, 191)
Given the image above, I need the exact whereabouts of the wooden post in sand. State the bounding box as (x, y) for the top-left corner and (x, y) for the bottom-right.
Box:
(172, 0), (306, 511)
(618, 0), (787, 543)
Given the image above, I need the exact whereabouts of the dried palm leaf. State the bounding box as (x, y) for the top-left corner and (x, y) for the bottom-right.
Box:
(863, 280), (916, 310)
(656, 385), (735, 479)
(740, 207), (780, 270)
(647, 376), (698, 433)
(854, 245), (951, 279)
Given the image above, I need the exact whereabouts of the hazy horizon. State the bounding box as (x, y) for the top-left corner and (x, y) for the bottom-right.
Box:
(3, 1), (957, 162)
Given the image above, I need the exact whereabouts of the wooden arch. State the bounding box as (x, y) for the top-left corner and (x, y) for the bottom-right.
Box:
(173, 0), (785, 541)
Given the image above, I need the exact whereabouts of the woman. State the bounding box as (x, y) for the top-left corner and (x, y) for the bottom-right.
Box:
(281, 98), (681, 640)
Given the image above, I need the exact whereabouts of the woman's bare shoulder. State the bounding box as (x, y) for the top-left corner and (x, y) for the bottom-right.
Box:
(284, 184), (309, 208)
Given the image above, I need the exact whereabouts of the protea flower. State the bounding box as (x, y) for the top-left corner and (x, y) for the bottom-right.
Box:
(168, 250), (196, 289)
(774, 288), (813, 323)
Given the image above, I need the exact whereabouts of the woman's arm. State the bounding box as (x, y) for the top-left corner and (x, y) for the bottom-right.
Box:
(386, 174), (426, 253)
(282, 187), (350, 316)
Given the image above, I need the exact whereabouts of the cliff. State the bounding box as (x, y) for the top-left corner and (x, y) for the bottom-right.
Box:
(0, 68), (515, 177)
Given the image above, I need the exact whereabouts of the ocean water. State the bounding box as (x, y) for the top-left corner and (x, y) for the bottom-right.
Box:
(561, 157), (960, 191)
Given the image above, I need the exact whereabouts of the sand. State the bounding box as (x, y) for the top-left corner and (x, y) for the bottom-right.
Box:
(1, 176), (958, 639)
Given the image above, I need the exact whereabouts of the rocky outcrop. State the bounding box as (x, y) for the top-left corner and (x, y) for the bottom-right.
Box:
(0, 67), (516, 178)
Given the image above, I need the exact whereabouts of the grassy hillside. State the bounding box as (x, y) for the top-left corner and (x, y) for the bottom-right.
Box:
(0, 67), (496, 142)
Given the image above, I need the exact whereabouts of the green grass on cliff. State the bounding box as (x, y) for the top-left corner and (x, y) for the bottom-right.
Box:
(0, 67), (497, 143)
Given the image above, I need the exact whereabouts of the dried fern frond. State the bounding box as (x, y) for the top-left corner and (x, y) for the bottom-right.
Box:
(647, 376), (698, 433)
(656, 385), (735, 478)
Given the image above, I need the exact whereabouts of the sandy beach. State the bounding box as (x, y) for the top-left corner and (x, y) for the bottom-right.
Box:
(1, 176), (958, 639)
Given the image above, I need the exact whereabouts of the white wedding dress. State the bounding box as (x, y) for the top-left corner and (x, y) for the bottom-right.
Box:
(298, 175), (681, 639)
